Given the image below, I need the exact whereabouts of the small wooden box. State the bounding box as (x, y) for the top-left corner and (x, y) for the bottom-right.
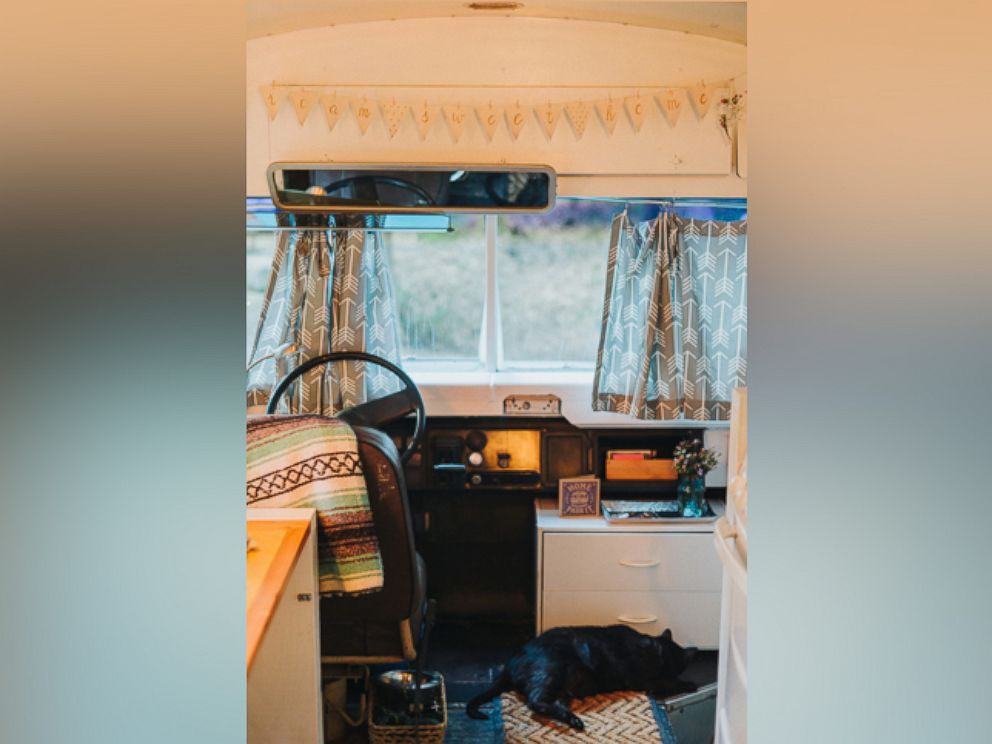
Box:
(605, 457), (678, 481)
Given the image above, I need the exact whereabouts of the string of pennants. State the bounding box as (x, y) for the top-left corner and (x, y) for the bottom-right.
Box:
(259, 83), (733, 142)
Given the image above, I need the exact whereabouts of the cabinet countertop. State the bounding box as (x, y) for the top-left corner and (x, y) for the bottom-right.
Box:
(246, 517), (312, 673)
(535, 497), (724, 533)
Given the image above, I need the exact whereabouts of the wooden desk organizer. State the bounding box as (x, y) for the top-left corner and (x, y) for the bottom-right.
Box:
(605, 457), (677, 481)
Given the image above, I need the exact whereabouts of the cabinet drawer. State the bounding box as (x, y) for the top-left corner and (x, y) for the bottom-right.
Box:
(542, 590), (720, 649)
(542, 532), (721, 593)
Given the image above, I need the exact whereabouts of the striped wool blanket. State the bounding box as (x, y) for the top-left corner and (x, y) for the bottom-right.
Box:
(247, 415), (384, 595)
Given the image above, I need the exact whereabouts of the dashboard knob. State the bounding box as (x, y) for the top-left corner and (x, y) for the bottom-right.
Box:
(470, 474), (482, 486)
(465, 430), (488, 452)
(467, 451), (484, 467)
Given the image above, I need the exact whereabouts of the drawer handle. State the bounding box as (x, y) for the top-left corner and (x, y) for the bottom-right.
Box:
(617, 614), (658, 624)
(619, 559), (660, 568)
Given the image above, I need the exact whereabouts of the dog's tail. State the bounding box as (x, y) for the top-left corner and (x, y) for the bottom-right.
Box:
(466, 667), (512, 720)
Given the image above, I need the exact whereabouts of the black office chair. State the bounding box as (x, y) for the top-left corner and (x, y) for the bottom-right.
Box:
(265, 352), (430, 665)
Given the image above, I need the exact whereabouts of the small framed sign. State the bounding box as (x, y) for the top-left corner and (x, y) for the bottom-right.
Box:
(558, 476), (601, 518)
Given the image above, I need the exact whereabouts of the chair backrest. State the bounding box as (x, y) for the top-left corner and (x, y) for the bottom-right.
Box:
(319, 424), (419, 622)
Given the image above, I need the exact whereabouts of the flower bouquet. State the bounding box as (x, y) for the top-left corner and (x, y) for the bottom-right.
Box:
(672, 438), (720, 517)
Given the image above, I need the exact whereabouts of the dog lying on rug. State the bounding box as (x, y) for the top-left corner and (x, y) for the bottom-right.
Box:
(466, 625), (697, 731)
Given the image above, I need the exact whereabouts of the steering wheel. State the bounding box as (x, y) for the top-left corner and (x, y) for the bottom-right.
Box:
(323, 175), (437, 208)
(265, 351), (426, 465)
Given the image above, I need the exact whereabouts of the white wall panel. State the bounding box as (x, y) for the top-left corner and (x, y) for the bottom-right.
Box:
(247, 17), (746, 194)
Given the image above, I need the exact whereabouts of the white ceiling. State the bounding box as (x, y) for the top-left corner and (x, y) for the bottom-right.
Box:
(247, 1), (746, 44)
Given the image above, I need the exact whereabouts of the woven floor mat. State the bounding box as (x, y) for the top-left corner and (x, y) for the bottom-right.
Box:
(500, 691), (663, 742)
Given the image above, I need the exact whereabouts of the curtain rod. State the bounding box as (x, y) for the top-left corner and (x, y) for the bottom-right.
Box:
(563, 196), (746, 208)
(246, 199), (747, 229)
(247, 226), (454, 233)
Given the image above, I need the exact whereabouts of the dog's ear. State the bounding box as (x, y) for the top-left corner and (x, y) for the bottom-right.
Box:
(659, 628), (673, 643)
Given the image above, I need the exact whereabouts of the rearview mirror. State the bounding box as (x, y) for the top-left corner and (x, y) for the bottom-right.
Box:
(267, 162), (555, 214)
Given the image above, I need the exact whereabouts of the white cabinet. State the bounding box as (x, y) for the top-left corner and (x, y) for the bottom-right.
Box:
(714, 518), (747, 744)
(715, 387), (748, 744)
(247, 508), (323, 744)
(535, 499), (723, 649)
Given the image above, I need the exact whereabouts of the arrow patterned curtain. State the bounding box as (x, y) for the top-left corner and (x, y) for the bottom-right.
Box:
(327, 223), (403, 410)
(246, 215), (402, 414)
(592, 212), (682, 419)
(592, 211), (747, 420)
(675, 214), (748, 419)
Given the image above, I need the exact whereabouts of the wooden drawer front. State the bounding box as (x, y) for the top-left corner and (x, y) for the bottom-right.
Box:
(542, 590), (720, 649)
(543, 532), (721, 593)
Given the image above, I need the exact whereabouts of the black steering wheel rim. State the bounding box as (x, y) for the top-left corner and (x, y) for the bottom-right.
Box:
(323, 175), (437, 207)
(265, 351), (425, 465)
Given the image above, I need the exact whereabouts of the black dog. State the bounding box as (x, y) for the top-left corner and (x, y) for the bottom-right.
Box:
(466, 625), (697, 731)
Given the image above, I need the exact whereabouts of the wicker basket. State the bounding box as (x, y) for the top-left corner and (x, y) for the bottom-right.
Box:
(368, 675), (447, 744)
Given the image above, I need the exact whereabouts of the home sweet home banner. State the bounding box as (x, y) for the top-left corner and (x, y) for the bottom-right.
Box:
(258, 83), (740, 142)
(288, 89), (317, 125)
(320, 93), (342, 131)
(595, 98), (621, 134)
(413, 101), (438, 140)
(350, 98), (375, 134)
(443, 103), (468, 143)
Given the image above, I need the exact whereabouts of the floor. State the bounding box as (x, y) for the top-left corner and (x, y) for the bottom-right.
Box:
(430, 619), (535, 703)
(333, 620), (719, 742)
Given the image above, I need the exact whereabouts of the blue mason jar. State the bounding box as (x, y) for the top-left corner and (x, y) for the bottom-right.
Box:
(677, 474), (707, 518)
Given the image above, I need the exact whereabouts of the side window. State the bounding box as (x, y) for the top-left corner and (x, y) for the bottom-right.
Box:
(497, 201), (612, 368)
(246, 230), (277, 364)
(246, 198), (745, 372)
(245, 212), (487, 368)
(383, 215), (486, 366)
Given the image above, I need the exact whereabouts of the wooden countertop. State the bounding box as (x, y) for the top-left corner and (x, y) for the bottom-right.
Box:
(246, 518), (311, 673)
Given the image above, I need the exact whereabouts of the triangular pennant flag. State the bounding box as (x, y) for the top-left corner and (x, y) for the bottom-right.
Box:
(413, 101), (438, 141)
(260, 86), (283, 121)
(319, 93), (342, 131)
(656, 88), (686, 127)
(442, 103), (468, 143)
(689, 82), (715, 120)
(564, 101), (591, 140)
(475, 103), (501, 142)
(624, 95), (647, 132)
(350, 98), (375, 135)
(534, 102), (562, 141)
(505, 102), (528, 140)
(288, 89), (317, 125)
(594, 98), (620, 135)
(381, 99), (409, 139)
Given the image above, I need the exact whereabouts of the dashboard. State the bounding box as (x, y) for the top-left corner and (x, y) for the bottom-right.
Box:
(390, 416), (712, 496)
